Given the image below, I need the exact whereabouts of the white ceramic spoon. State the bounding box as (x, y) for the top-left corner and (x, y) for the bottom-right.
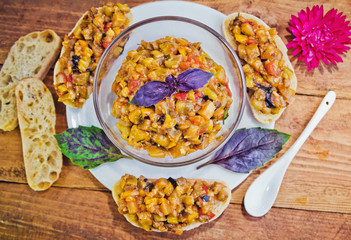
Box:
(244, 91), (336, 217)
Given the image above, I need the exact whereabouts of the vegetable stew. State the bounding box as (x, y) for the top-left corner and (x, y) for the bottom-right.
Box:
(111, 36), (232, 158)
(55, 2), (131, 108)
(114, 174), (229, 235)
(229, 15), (295, 114)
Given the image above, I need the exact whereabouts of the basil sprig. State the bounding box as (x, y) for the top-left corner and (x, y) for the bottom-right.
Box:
(130, 68), (213, 107)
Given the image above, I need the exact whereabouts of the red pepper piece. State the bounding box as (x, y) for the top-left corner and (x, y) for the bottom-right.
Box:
(179, 61), (191, 71)
(224, 82), (232, 97)
(102, 40), (111, 49)
(174, 92), (188, 101)
(104, 22), (112, 32)
(209, 212), (215, 220)
(199, 129), (206, 135)
(128, 78), (141, 92)
(247, 38), (257, 44)
(202, 185), (208, 195)
(66, 74), (72, 83)
(194, 90), (203, 101)
(265, 61), (280, 78)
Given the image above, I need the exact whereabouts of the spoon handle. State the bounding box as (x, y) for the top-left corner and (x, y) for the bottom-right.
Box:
(244, 91), (336, 217)
(281, 91), (336, 168)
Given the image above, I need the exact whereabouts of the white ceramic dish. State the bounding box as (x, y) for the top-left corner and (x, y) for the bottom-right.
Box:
(66, 0), (274, 190)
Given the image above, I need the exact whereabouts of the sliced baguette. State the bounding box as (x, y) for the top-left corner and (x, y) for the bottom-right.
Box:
(0, 30), (61, 131)
(222, 13), (297, 124)
(15, 78), (62, 191)
(112, 175), (231, 234)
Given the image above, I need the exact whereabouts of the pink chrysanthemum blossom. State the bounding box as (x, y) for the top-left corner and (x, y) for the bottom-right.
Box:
(287, 5), (351, 71)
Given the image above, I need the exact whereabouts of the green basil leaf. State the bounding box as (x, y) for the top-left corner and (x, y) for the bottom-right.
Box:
(54, 126), (131, 169)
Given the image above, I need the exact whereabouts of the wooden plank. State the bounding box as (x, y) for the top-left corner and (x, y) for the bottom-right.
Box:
(232, 94), (351, 213)
(0, 182), (350, 240)
(1, 93), (350, 213)
(0, 70), (106, 190)
(0, 0), (351, 98)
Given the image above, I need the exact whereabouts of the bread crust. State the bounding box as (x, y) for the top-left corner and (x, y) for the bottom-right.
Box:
(15, 78), (62, 191)
(53, 7), (133, 108)
(112, 177), (231, 233)
(222, 12), (297, 124)
(0, 30), (61, 131)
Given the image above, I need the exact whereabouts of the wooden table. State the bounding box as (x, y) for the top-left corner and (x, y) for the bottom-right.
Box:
(1, 0), (350, 239)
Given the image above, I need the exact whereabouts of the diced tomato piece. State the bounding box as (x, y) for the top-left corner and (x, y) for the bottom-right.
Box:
(199, 128), (206, 135)
(194, 90), (203, 101)
(187, 53), (203, 68)
(104, 22), (112, 32)
(174, 92), (188, 101)
(179, 61), (191, 71)
(66, 74), (72, 83)
(102, 40), (111, 49)
(202, 185), (208, 195)
(265, 61), (280, 78)
(247, 38), (257, 44)
(128, 78), (141, 92)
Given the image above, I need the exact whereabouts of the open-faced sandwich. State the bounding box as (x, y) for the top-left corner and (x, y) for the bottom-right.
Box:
(112, 174), (231, 235)
(222, 13), (297, 124)
(54, 2), (133, 108)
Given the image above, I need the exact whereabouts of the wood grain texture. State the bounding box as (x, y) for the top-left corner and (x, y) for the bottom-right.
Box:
(1, 0), (350, 98)
(1, 94), (350, 213)
(0, 0), (351, 239)
(1, 183), (350, 240)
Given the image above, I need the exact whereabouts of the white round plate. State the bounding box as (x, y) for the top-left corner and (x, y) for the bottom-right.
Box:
(66, 1), (274, 190)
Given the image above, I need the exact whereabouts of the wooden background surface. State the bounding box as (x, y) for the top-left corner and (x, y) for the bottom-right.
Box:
(1, 0), (350, 239)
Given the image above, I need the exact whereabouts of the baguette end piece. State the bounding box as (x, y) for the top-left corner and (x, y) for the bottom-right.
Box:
(0, 30), (62, 131)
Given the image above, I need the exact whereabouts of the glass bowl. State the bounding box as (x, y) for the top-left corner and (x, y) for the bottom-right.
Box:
(93, 16), (246, 167)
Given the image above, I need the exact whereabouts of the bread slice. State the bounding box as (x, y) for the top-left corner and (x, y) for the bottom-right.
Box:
(15, 78), (62, 191)
(0, 30), (61, 131)
(222, 13), (297, 124)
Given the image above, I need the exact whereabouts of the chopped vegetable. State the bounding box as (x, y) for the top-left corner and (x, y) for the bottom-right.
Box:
(114, 174), (229, 235)
(111, 37), (232, 157)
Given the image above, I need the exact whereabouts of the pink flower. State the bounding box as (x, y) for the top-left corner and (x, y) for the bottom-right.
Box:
(287, 5), (351, 71)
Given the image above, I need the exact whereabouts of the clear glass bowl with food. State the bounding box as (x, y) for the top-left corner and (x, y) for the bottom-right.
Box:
(93, 16), (246, 167)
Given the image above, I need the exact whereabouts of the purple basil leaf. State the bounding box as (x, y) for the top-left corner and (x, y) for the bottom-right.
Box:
(130, 81), (171, 107)
(54, 126), (131, 169)
(165, 74), (177, 96)
(177, 68), (213, 91)
(201, 128), (290, 173)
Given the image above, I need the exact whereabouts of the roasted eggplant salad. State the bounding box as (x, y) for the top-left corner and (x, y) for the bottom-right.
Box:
(113, 174), (231, 235)
(223, 13), (297, 124)
(111, 36), (233, 158)
(54, 2), (133, 108)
